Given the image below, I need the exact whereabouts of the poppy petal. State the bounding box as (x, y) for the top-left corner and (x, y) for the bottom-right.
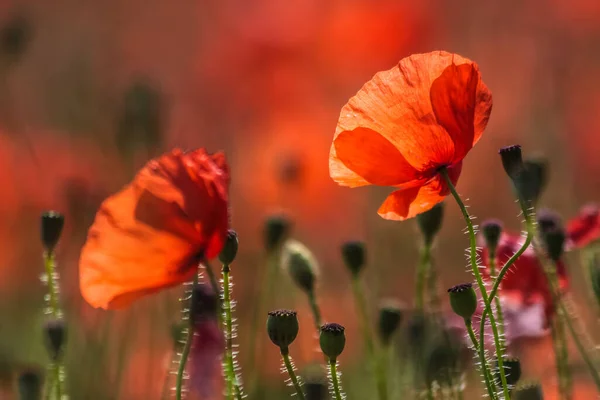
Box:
(430, 62), (491, 163)
(377, 162), (461, 220)
(336, 51), (484, 172)
(567, 204), (600, 248)
(332, 127), (420, 186)
(79, 148), (230, 309)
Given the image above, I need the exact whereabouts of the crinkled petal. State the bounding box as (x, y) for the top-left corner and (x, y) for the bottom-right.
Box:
(430, 62), (492, 163)
(377, 162), (461, 220)
(332, 127), (420, 186)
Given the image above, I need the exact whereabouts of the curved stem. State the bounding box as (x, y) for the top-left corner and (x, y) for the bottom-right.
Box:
(329, 360), (344, 400)
(351, 277), (388, 400)
(281, 349), (306, 400)
(307, 289), (323, 333)
(465, 320), (497, 399)
(488, 251), (506, 352)
(439, 168), (510, 400)
(415, 243), (431, 312)
(175, 274), (198, 400)
(222, 265), (244, 400)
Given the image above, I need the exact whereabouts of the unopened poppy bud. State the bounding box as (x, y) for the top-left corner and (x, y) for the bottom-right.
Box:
(341, 241), (366, 277)
(514, 158), (548, 205)
(542, 227), (566, 262)
(448, 283), (478, 321)
(267, 310), (299, 351)
(417, 202), (444, 245)
(536, 209), (562, 234)
(43, 319), (66, 361)
(319, 323), (346, 361)
(481, 219), (503, 252)
(18, 369), (43, 400)
(499, 145), (524, 180)
(378, 301), (403, 345)
(219, 230), (239, 265)
(524, 157), (549, 199)
(40, 211), (64, 252)
(190, 283), (219, 326)
(281, 240), (318, 294)
(496, 356), (522, 387)
(264, 214), (291, 252)
(514, 381), (544, 400)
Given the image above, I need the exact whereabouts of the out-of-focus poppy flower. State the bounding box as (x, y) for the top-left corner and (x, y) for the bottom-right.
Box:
(566, 204), (600, 249)
(329, 51), (493, 220)
(79, 148), (230, 309)
(479, 232), (569, 322)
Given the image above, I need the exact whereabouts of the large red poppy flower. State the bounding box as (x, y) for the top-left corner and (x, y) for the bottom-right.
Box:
(79, 148), (230, 309)
(479, 232), (569, 321)
(329, 51), (492, 220)
(566, 203), (600, 249)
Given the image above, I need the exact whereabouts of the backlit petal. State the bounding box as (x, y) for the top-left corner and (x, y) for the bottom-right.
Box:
(332, 127), (419, 186)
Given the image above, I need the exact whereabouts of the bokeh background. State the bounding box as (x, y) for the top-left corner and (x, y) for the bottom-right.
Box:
(1, 0), (600, 399)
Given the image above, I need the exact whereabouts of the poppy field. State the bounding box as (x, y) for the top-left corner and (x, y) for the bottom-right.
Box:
(3, 1), (600, 400)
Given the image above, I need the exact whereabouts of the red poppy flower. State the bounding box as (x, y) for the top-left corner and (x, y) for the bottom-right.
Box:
(79, 148), (230, 309)
(479, 232), (569, 321)
(566, 203), (600, 249)
(329, 51), (492, 220)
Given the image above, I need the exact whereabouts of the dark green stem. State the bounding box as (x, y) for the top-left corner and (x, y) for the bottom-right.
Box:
(307, 289), (323, 332)
(281, 348), (306, 400)
(415, 243), (431, 312)
(439, 168), (510, 400)
(222, 265), (244, 400)
(43, 251), (65, 400)
(175, 274), (198, 400)
(329, 360), (344, 400)
(488, 251), (506, 352)
(465, 319), (497, 399)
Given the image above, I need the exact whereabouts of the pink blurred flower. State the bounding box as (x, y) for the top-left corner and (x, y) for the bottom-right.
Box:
(566, 203), (600, 249)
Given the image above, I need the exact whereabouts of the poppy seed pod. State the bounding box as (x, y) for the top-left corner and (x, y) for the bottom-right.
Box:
(513, 159), (548, 206)
(190, 283), (219, 326)
(43, 319), (66, 361)
(341, 241), (366, 277)
(218, 230), (239, 265)
(18, 369), (43, 400)
(542, 227), (566, 262)
(281, 240), (318, 294)
(481, 219), (503, 253)
(40, 211), (65, 252)
(267, 310), (299, 351)
(524, 157), (549, 198)
(378, 301), (403, 345)
(416, 202), (444, 245)
(496, 357), (522, 387)
(499, 145), (524, 181)
(264, 215), (291, 252)
(319, 323), (346, 361)
(448, 283), (478, 321)
(537, 209), (562, 235)
(513, 381), (544, 400)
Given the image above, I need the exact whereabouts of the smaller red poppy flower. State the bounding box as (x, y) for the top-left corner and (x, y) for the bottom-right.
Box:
(329, 51), (493, 220)
(479, 232), (569, 322)
(79, 148), (230, 309)
(566, 203), (600, 249)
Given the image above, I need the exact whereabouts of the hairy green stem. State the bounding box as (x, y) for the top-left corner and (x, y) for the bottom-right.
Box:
(43, 252), (65, 400)
(549, 314), (572, 399)
(329, 360), (344, 400)
(488, 252), (506, 352)
(281, 348), (306, 400)
(307, 289), (323, 333)
(465, 320), (497, 399)
(351, 277), (388, 400)
(175, 274), (198, 400)
(440, 168), (510, 400)
(222, 265), (244, 400)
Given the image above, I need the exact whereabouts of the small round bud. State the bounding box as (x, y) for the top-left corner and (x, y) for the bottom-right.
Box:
(190, 283), (219, 325)
(513, 381), (544, 400)
(40, 211), (65, 252)
(481, 219), (503, 252)
(448, 283), (478, 321)
(43, 319), (66, 362)
(219, 229), (239, 265)
(341, 241), (366, 277)
(264, 214), (291, 252)
(319, 323), (346, 361)
(378, 301), (403, 345)
(499, 145), (524, 180)
(416, 203), (444, 245)
(18, 369), (43, 400)
(496, 356), (522, 387)
(542, 227), (566, 262)
(267, 310), (299, 350)
(281, 240), (318, 293)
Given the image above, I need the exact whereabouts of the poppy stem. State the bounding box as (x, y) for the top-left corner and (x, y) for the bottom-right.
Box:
(175, 274), (198, 400)
(328, 359), (344, 400)
(415, 243), (432, 312)
(439, 168), (511, 400)
(487, 252), (507, 352)
(465, 319), (497, 400)
(280, 348), (306, 400)
(221, 264), (244, 400)
(307, 288), (323, 333)
(350, 276), (388, 400)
